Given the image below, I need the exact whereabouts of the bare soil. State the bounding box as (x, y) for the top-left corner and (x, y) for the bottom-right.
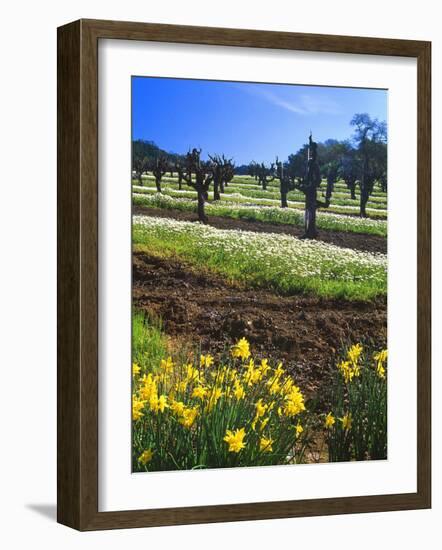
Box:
(133, 205), (387, 254)
(133, 251), (387, 406)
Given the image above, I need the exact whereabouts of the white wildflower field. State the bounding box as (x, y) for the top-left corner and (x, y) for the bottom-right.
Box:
(133, 215), (387, 300)
(133, 184), (386, 214)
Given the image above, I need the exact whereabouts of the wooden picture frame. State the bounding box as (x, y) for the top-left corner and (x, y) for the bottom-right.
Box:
(57, 18), (431, 531)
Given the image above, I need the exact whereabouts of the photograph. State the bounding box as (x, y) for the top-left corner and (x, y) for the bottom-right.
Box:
(131, 76), (388, 473)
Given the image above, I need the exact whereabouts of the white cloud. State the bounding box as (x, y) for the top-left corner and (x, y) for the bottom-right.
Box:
(239, 84), (341, 116)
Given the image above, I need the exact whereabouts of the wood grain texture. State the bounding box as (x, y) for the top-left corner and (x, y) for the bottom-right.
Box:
(57, 19), (431, 531)
(57, 20), (81, 529)
(416, 41), (431, 506)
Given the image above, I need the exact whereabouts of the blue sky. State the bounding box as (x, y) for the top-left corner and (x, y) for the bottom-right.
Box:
(132, 77), (387, 165)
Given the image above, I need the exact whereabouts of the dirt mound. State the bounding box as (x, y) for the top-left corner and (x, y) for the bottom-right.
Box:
(132, 206), (387, 254)
(133, 252), (387, 405)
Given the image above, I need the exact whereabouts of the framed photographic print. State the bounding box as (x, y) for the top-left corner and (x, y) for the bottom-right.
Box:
(57, 19), (431, 530)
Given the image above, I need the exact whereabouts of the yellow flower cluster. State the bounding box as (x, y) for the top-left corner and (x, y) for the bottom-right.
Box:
(340, 413), (352, 431)
(231, 337), (250, 360)
(259, 436), (273, 452)
(324, 411), (352, 431)
(374, 349), (387, 379)
(324, 412), (335, 429)
(224, 428), (246, 453)
(283, 385), (306, 417)
(132, 337), (307, 460)
(138, 448), (154, 465)
(325, 345), (388, 442)
(337, 343), (387, 383)
(179, 406), (198, 428)
(338, 343), (363, 383)
(132, 362), (141, 376)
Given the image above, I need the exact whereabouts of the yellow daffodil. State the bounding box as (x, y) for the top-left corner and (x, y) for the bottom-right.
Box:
(185, 364), (199, 383)
(192, 385), (208, 400)
(340, 413), (352, 431)
(325, 412), (335, 429)
(252, 399), (268, 430)
(231, 337), (251, 360)
(338, 360), (360, 384)
(279, 377), (295, 398)
(267, 377), (282, 395)
(150, 393), (168, 413)
(255, 398), (268, 418)
(295, 423), (304, 438)
(374, 349), (387, 379)
(132, 396), (146, 421)
(224, 428), (246, 453)
(274, 362), (285, 379)
(244, 358), (262, 386)
(260, 417), (269, 431)
(132, 363), (141, 376)
(283, 386), (305, 417)
(176, 380), (188, 393)
(347, 343), (363, 364)
(227, 369), (238, 383)
(138, 373), (156, 401)
(170, 399), (185, 416)
(138, 448), (154, 465)
(376, 363), (386, 379)
(205, 387), (223, 412)
(160, 356), (174, 373)
(374, 349), (388, 363)
(233, 382), (245, 401)
(259, 436), (273, 453)
(200, 354), (214, 368)
(260, 358), (270, 376)
(179, 407), (198, 428)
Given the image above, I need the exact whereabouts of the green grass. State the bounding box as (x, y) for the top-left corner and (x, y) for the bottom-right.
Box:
(132, 310), (167, 372)
(133, 192), (388, 237)
(133, 215), (387, 301)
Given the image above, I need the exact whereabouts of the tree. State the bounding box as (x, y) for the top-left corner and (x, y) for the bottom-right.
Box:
(317, 139), (349, 206)
(274, 157), (292, 208)
(256, 162), (275, 190)
(286, 144), (309, 179)
(208, 154), (234, 200)
(151, 156), (168, 193)
(351, 113), (387, 217)
(221, 156), (235, 192)
(323, 160), (340, 207)
(280, 135), (326, 238)
(248, 161), (259, 181)
(208, 154), (224, 201)
(133, 139), (183, 164)
(299, 135), (323, 238)
(340, 144), (359, 200)
(174, 160), (185, 190)
(183, 148), (213, 223)
(133, 156), (149, 186)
